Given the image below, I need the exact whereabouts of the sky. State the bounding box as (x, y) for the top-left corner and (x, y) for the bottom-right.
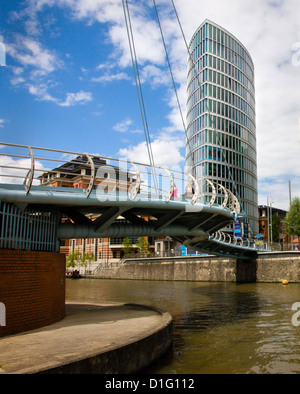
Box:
(0, 0), (300, 211)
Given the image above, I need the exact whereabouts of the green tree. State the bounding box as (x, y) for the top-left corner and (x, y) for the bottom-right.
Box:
(80, 252), (95, 274)
(285, 197), (300, 247)
(271, 214), (280, 243)
(136, 237), (150, 256)
(122, 237), (134, 256)
(66, 250), (80, 269)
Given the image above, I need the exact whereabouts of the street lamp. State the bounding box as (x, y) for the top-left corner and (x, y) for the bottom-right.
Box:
(268, 198), (274, 249)
(267, 197), (274, 250)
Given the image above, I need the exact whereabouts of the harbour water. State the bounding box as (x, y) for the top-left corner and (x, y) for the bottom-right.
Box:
(66, 278), (300, 374)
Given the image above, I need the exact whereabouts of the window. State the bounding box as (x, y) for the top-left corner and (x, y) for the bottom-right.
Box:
(213, 147), (216, 160)
(213, 26), (216, 40)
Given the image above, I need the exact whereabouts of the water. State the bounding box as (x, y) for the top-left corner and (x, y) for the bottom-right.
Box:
(66, 279), (300, 374)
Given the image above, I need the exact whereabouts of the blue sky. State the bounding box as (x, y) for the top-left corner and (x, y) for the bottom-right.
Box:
(1, 0), (300, 210)
(0, 0), (174, 157)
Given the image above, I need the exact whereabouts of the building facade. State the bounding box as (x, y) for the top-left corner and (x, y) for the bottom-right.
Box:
(186, 20), (258, 233)
(258, 205), (289, 247)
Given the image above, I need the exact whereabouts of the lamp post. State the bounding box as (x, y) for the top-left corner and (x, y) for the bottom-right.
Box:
(269, 198), (274, 249)
(267, 197), (269, 249)
(267, 197), (274, 250)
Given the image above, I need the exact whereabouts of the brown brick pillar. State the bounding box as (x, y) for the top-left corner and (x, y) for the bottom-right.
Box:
(0, 250), (66, 337)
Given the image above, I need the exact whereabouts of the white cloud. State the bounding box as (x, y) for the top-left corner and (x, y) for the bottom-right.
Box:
(113, 118), (132, 133)
(6, 36), (61, 74)
(26, 83), (93, 107)
(92, 72), (130, 84)
(113, 118), (142, 134)
(27, 83), (58, 102)
(58, 91), (93, 107)
(6, 34), (65, 104)
(140, 65), (170, 88)
(10, 76), (26, 85)
(110, 15), (165, 69)
(118, 138), (185, 170)
(12, 66), (24, 75)
(0, 155), (47, 185)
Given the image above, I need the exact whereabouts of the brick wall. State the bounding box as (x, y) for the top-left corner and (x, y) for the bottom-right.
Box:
(0, 250), (66, 337)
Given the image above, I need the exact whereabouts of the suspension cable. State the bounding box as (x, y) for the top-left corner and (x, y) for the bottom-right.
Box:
(152, 0), (193, 161)
(122, 0), (158, 190)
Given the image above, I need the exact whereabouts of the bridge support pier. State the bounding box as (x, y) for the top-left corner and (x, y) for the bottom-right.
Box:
(236, 259), (257, 283)
(0, 250), (66, 338)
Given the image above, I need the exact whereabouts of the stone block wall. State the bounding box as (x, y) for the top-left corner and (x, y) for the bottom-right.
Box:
(255, 252), (300, 283)
(95, 255), (253, 283)
(94, 252), (300, 284)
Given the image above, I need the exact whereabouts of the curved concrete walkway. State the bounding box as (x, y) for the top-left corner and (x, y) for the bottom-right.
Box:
(0, 302), (173, 374)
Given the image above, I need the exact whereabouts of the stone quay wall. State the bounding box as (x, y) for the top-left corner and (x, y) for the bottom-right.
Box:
(255, 252), (300, 283)
(94, 252), (300, 284)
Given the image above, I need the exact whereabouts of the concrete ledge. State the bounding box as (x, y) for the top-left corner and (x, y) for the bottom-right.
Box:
(0, 303), (173, 374)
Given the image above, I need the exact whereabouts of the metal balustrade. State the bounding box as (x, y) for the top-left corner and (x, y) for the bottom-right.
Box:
(0, 142), (241, 214)
(0, 142), (257, 258)
(0, 201), (58, 252)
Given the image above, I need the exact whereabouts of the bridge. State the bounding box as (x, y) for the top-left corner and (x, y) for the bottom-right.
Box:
(0, 143), (257, 259)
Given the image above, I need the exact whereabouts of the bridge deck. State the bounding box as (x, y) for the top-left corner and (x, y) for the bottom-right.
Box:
(0, 184), (257, 259)
(0, 143), (258, 259)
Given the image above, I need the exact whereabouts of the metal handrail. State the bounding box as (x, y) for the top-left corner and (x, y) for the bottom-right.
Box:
(0, 142), (242, 213)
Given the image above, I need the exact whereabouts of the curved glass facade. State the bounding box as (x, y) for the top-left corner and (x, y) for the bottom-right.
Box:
(186, 20), (258, 233)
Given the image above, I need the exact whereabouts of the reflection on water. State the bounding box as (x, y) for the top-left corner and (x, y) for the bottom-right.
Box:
(66, 279), (300, 374)
(177, 284), (260, 332)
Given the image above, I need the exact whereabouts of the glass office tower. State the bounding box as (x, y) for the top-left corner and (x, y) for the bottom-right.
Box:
(186, 20), (258, 234)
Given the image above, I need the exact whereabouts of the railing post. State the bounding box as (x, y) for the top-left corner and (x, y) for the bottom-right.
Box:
(164, 168), (174, 203)
(187, 173), (199, 205)
(85, 154), (95, 198)
(24, 147), (35, 195)
(218, 183), (229, 210)
(206, 179), (216, 207)
(129, 162), (141, 200)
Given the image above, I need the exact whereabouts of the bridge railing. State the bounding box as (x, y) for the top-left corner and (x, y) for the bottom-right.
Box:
(0, 200), (59, 252)
(0, 142), (241, 214)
